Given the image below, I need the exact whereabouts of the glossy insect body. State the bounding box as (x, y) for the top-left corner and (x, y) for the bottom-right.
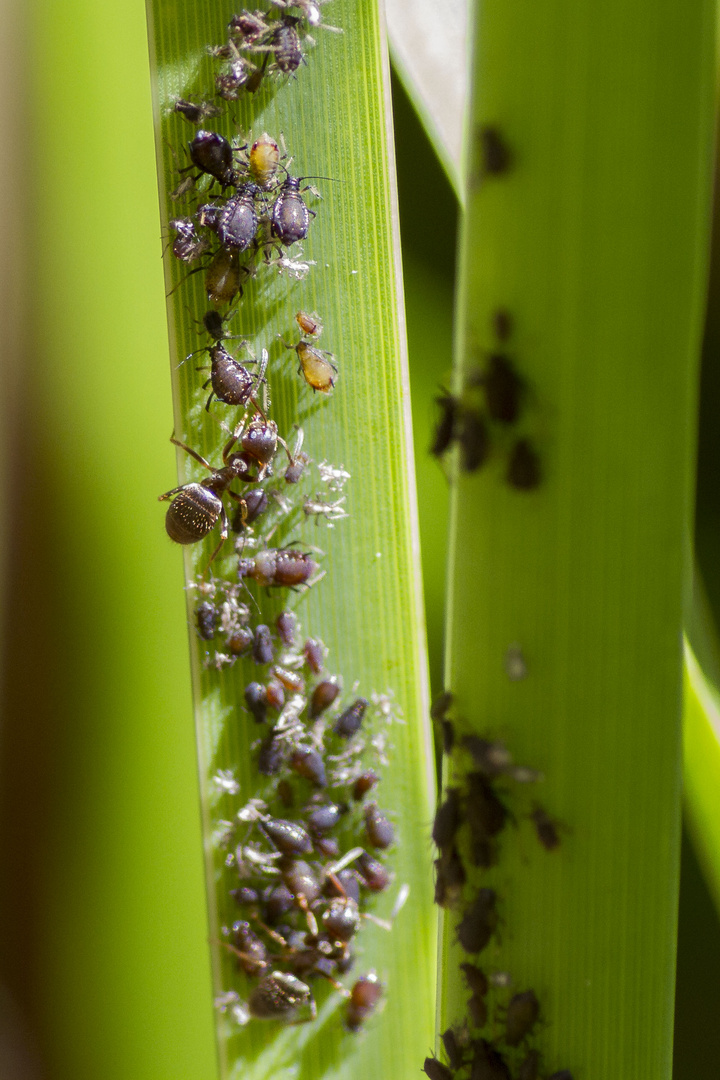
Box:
(248, 971), (316, 1022)
(174, 98), (221, 125)
(295, 341), (337, 392)
(204, 343), (267, 413)
(216, 185), (260, 250)
(345, 973), (382, 1031)
(205, 247), (243, 306)
(249, 133), (281, 188)
(238, 548), (318, 588)
(189, 130), (236, 187)
(295, 309), (323, 337)
(272, 177), (311, 245)
(169, 217), (209, 262)
(272, 18), (303, 72)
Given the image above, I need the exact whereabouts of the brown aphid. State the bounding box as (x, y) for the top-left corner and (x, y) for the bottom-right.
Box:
(229, 920), (268, 975)
(310, 678), (340, 718)
(262, 817), (313, 856)
(292, 340), (338, 393)
(465, 772), (509, 841)
(432, 787), (463, 851)
(303, 637), (325, 673)
(434, 845), (466, 907)
(458, 408), (490, 472)
(239, 548), (318, 588)
(281, 858), (322, 904)
(483, 355), (523, 424)
(357, 851), (391, 892)
(530, 803), (562, 851)
(470, 1038), (511, 1080)
(456, 888), (497, 954)
(322, 896), (360, 942)
(431, 391), (459, 457)
(248, 971), (316, 1022)
(364, 804), (394, 849)
(492, 308), (512, 342)
(205, 246), (243, 306)
(249, 132), (281, 189)
(273, 666), (305, 694)
(504, 990), (539, 1046)
(276, 610), (297, 645)
(441, 1028), (465, 1071)
(507, 438), (541, 490)
(169, 217), (210, 263)
(333, 697), (368, 738)
(296, 309), (323, 337)
(460, 964), (489, 999)
(253, 624), (274, 665)
(346, 972), (382, 1031)
(265, 678), (284, 709)
(478, 125), (512, 175)
(517, 1050), (540, 1080)
(423, 1058), (453, 1080)
(289, 747), (326, 787)
(352, 770), (379, 800)
(468, 992), (488, 1029)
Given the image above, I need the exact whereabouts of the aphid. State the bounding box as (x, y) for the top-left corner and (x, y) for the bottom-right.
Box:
(322, 896), (360, 941)
(364, 804), (394, 849)
(215, 54), (255, 99)
(258, 732), (283, 773)
(295, 309), (323, 337)
(352, 770), (378, 800)
(504, 990), (539, 1046)
(430, 691), (455, 753)
(309, 678), (340, 718)
(239, 548), (319, 589)
(458, 408), (490, 472)
(229, 921), (268, 974)
(470, 1038), (511, 1080)
(195, 601), (217, 639)
(169, 217), (210, 262)
(252, 624), (274, 665)
(189, 130), (237, 187)
(432, 787), (463, 851)
(207, 184), (260, 251)
(460, 963), (489, 998)
(517, 1051), (540, 1080)
(507, 439), (541, 490)
(270, 16), (303, 73)
(174, 98), (222, 125)
(228, 9), (271, 44)
(272, 176), (315, 246)
(346, 972), (382, 1031)
(423, 1057), (453, 1080)
(266, 678), (285, 708)
(231, 885), (259, 906)
(248, 971), (316, 1022)
(283, 337), (337, 393)
(461, 736), (512, 777)
(465, 772), (509, 841)
(244, 681), (268, 722)
(249, 132), (282, 189)
(431, 391), (459, 457)
(273, 666), (305, 694)
(315, 836), (339, 858)
(262, 817), (313, 856)
(481, 355), (523, 423)
(228, 626), (253, 654)
(306, 802), (341, 835)
(530, 803), (562, 851)
(479, 126), (512, 175)
(205, 247), (243, 306)
(468, 991), (488, 1029)
(333, 697), (367, 739)
(281, 858), (321, 904)
(303, 637), (325, 673)
(434, 845), (466, 907)
(456, 888), (498, 954)
(492, 308), (512, 342)
(276, 610), (297, 646)
(240, 416), (283, 472)
(289, 747), (326, 787)
(284, 451), (310, 483)
(356, 851), (390, 893)
(158, 435), (252, 564)
(232, 488), (268, 531)
(200, 342), (267, 412)
(263, 883), (295, 921)
(441, 1028), (465, 1071)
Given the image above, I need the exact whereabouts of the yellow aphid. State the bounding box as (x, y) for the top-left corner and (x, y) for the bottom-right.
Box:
(295, 309), (323, 338)
(296, 342), (337, 394)
(249, 132), (281, 189)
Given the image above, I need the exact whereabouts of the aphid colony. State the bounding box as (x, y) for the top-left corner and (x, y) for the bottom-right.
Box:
(425, 692), (573, 1080)
(206, 607), (401, 1028)
(431, 308), (541, 491)
(158, 0), (397, 1040)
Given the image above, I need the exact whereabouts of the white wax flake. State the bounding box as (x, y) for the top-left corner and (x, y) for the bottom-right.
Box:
(489, 971), (513, 989)
(371, 690), (405, 725)
(277, 255), (316, 279)
(391, 883), (411, 920)
(237, 797), (266, 823)
(318, 460), (351, 491)
(212, 820), (235, 848)
(350, 269), (358, 274)
(303, 494), (349, 526)
(213, 769), (240, 795)
(214, 991), (250, 1026)
(504, 643), (528, 681)
(375, 551), (382, 559)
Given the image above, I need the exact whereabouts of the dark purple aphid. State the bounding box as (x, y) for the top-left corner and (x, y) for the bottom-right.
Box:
(356, 851), (390, 893)
(461, 736), (512, 776)
(232, 488), (268, 531)
(202, 343), (259, 412)
(465, 772), (509, 842)
(257, 732), (283, 774)
(507, 438), (541, 490)
(227, 626), (253, 655)
(270, 17), (303, 73)
(205, 247), (243, 306)
(215, 185), (260, 251)
(456, 888), (497, 954)
(304, 638), (325, 673)
(433, 787), (463, 851)
(276, 610), (297, 646)
(460, 963), (488, 998)
(479, 126), (512, 175)
(322, 897), (360, 941)
(364, 804), (394, 849)
(468, 992), (488, 1029)
(239, 548), (318, 589)
(189, 130), (236, 187)
(248, 971), (315, 1021)
(195, 601), (217, 640)
(169, 217), (209, 262)
(263, 817), (313, 856)
(423, 1057), (453, 1080)
(315, 836), (339, 858)
(263, 882), (295, 921)
(333, 697), (368, 739)
(246, 679), (268, 722)
(229, 920), (268, 974)
(434, 845), (466, 907)
(331, 868), (361, 904)
(504, 990), (539, 1046)
(253, 624), (274, 665)
(530, 803), (562, 851)
(306, 803), (341, 835)
(345, 972), (382, 1031)
(281, 858), (321, 904)
(431, 391), (460, 457)
(289, 747), (326, 787)
(492, 308), (512, 342)
(285, 451), (310, 483)
(230, 886), (259, 906)
(458, 408), (490, 472)
(441, 1028), (465, 1071)
(272, 176), (312, 245)
(310, 679), (340, 718)
(483, 355), (523, 424)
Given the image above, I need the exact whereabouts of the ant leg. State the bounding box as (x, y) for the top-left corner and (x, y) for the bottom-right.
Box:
(204, 506), (229, 571)
(158, 483), (188, 502)
(205, 390), (216, 412)
(170, 436), (213, 470)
